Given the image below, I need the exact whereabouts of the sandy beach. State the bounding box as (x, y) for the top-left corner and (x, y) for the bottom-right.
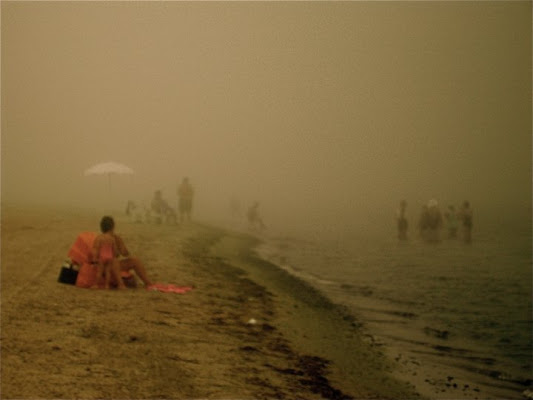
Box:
(0, 205), (420, 399)
(2, 1), (531, 398)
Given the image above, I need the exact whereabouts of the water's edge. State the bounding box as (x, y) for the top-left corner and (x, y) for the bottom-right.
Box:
(251, 231), (532, 400)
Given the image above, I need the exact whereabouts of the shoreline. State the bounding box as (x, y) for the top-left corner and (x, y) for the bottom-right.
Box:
(1, 205), (420, 399)
(209, 229), (421, 399)
(243, 228), (532, 400)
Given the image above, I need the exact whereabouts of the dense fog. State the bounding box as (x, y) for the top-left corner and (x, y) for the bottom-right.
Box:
(2, 1), (531, 234)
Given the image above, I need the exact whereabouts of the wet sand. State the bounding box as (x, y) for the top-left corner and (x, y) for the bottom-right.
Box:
(1, 205), (420, 399)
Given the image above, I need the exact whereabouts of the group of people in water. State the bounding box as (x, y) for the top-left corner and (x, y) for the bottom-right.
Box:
(397, 199), (473, 243)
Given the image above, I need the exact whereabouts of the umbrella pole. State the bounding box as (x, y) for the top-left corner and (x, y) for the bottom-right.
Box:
(108, 173), (112, 211)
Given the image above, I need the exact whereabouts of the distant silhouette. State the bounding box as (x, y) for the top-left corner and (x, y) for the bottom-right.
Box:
(161, 200), (178, 225)
(125, 200), (143, 223)
(150, 190), (165, 224)
(229, 196), (242, 219)
(458, 201), (473, 243)
(420, 199), (443, 242)
(444, 205), (459, 238)
(396, 200), (408, 240)
(177, 177), (194, 223)
(150, 190), (177, 225)
(418, 205), (429, 237)
(247, 201), (266, 231)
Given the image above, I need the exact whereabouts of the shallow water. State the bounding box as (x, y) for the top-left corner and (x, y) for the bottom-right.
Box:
(255, 220), (532, 399)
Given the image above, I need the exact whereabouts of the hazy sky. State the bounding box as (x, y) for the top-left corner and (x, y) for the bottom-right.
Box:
(2, 1), (531, 229)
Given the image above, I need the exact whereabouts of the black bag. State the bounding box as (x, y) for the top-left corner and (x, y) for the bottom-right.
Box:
(58, 261), (78, 285)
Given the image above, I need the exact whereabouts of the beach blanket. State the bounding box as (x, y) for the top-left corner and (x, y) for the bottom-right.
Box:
(147, 283), (193, 294)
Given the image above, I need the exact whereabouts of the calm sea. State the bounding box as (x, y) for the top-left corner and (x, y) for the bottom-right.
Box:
(254, 216), (532, 399)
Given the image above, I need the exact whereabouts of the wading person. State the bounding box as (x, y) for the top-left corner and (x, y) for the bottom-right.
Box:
(397, 200), (408, 240)
(444, 205), (459, 239)
(177, 177), (194, 223)
(247, 201), (266, 231)
(424, 199), (443, 242)
(458, 201), (473, 243)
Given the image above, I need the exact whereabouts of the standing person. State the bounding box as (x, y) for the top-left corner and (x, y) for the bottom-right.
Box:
(247, 201), (266, 230)
(425, 199), (443, 242)
(229, 196), (242, 219)
(396, 200), (408, 240)
(91, 216), (125, 289)
(418, 204), (430, 240)
(444, 205), (459, 238)
(458, 201), (473, 243)
(150, 190), (164, 224)
(177, 177), (194, 223)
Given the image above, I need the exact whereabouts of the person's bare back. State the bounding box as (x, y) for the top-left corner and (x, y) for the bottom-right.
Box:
(91, 217), (125, 289)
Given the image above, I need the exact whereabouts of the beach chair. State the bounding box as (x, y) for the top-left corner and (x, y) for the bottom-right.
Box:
(68, 231), (97, 266)
(67, 232), (135, 288)
(67, 232), (97, 288)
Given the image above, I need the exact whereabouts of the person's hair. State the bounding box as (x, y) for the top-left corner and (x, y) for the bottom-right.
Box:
(100, 216), (115, 233)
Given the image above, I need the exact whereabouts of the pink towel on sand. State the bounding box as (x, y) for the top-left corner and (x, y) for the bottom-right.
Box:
(147, 283), (193, 294)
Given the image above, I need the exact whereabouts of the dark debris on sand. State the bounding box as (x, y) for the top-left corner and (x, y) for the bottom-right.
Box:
(182, 229), (356, 399)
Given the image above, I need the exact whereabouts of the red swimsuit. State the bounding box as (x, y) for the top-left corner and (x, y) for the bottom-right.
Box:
(99, 242), (114, 263)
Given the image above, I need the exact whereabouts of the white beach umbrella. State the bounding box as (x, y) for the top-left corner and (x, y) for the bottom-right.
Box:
(84, 161), (134, 195)
(84, 161), (134, 176)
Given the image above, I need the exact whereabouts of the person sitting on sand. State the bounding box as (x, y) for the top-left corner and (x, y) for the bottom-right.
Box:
(160, 198), (178, 225)
(92, 216), (154, 289)
(125, 200), (143, 223)
(91, 216), (125, 289)
(149, 191), (178, 225)
(114, 233), (154, 289)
